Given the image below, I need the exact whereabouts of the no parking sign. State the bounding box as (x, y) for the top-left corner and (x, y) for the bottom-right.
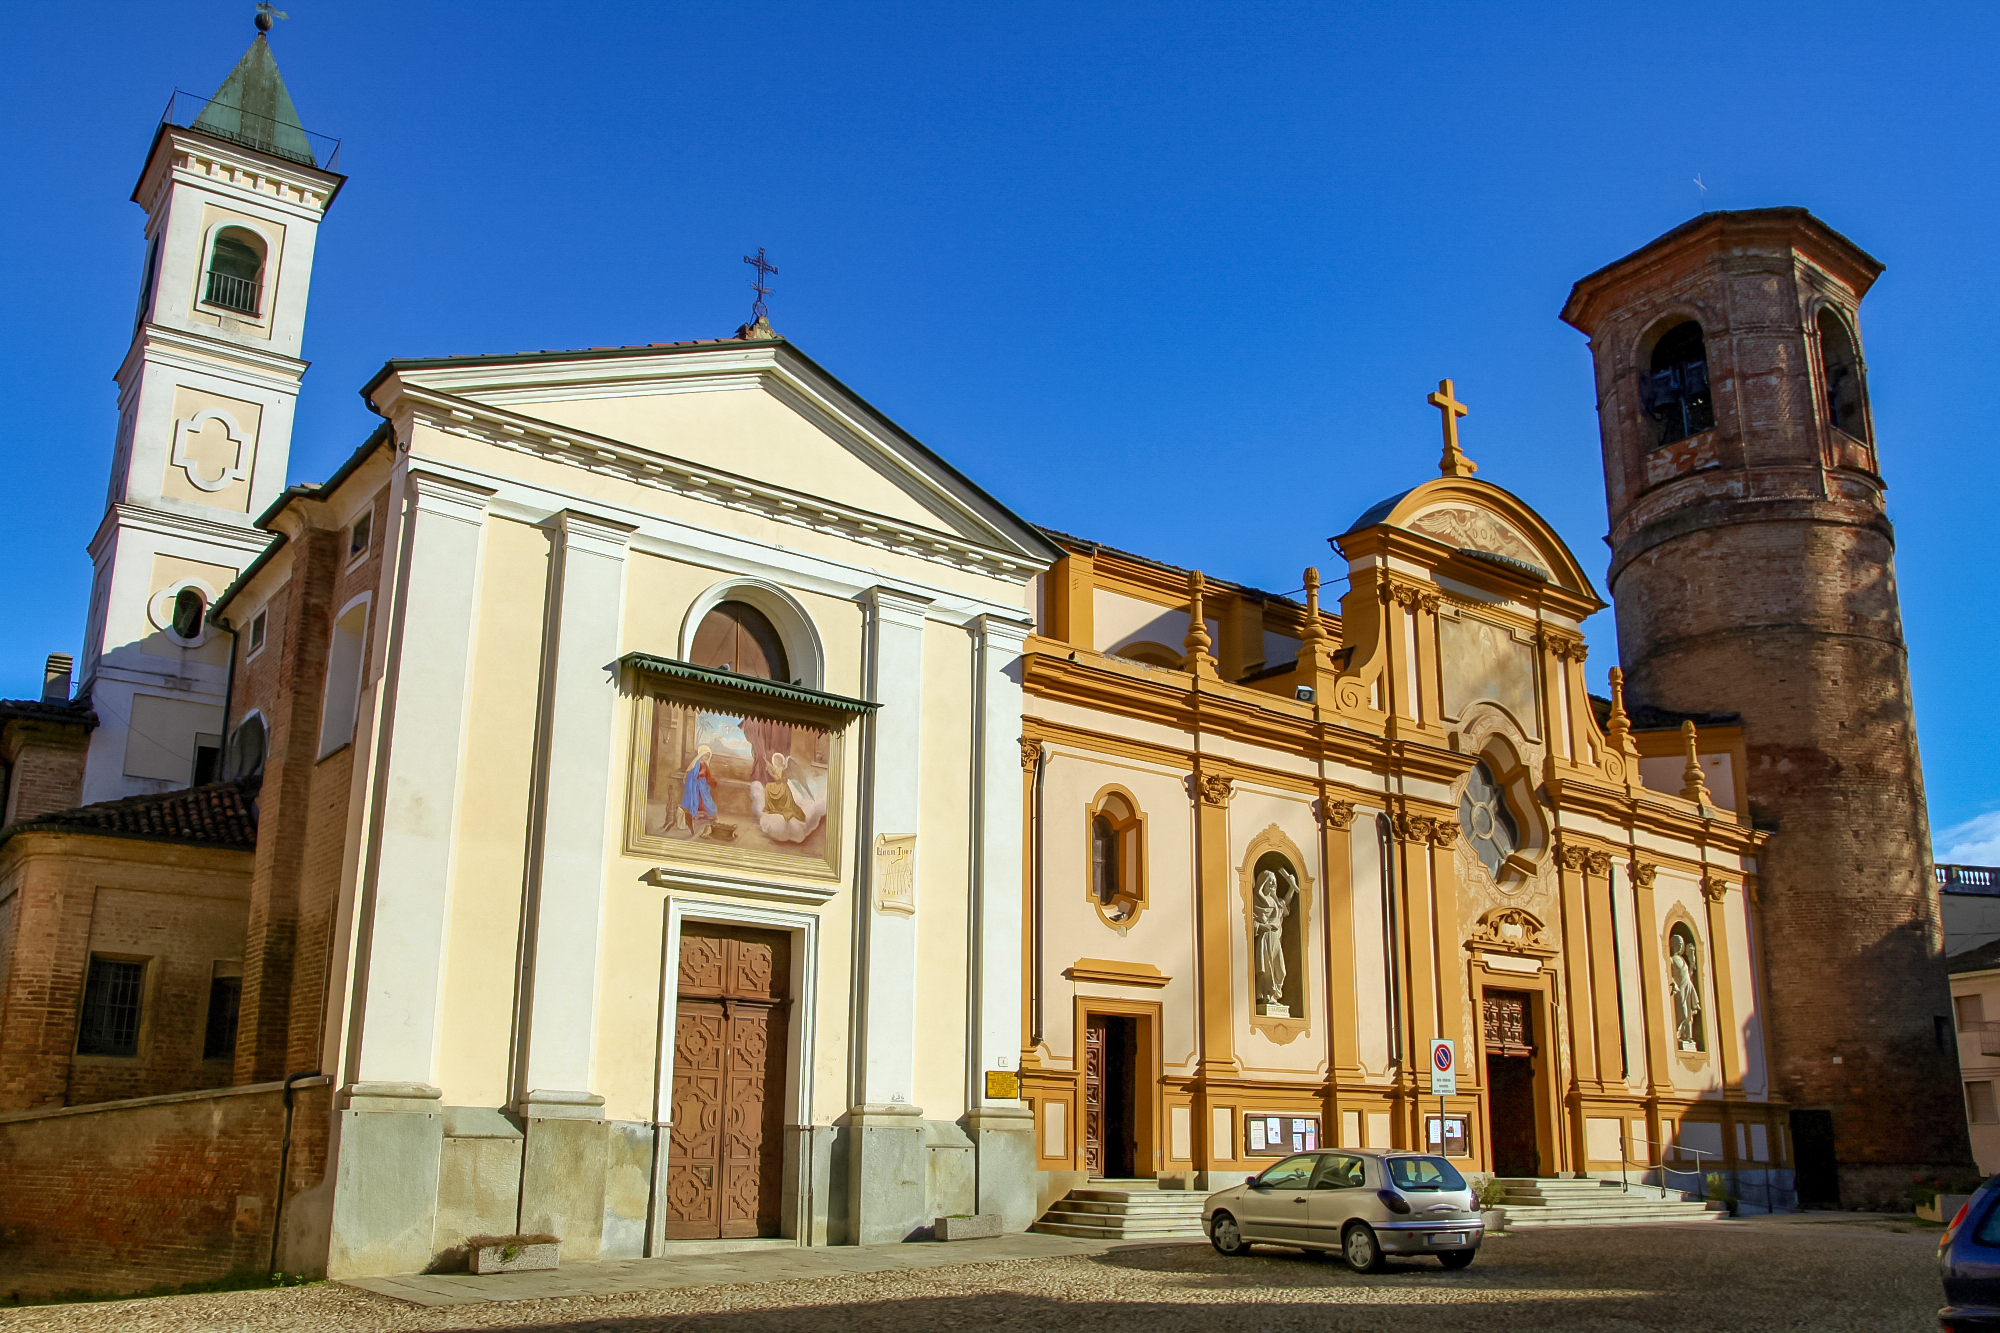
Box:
(1430, 1038), (1457, 1096)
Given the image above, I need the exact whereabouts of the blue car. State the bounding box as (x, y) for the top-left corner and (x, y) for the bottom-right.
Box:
(1940, 1179), (2000, 1331)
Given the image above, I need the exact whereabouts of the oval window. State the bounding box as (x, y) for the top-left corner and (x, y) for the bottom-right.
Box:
(171, 587), (207, 642)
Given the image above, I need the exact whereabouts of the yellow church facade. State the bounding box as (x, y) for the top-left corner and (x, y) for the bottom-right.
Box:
(1016, 407), (1781, 1207)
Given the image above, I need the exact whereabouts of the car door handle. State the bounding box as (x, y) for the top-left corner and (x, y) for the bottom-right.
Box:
(1293, 1195), (1309, 1203)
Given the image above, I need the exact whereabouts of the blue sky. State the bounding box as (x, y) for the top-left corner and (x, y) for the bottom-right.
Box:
(3, 2), (1995, 850)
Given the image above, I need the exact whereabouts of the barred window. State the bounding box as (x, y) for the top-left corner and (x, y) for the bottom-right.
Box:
(77, 957), (145, 1057)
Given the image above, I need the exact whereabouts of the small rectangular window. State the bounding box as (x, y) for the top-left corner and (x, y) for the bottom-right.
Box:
(203, 963), (243, 1062)
(1969, 1082), (1999, 1125)
(77, 957), (146, 1057)
(192, 733), (221, 786)
(349, 512), (371, 558)
(248, 609), (268, 655)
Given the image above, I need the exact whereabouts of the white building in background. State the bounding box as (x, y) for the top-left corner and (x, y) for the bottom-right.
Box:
(77, 33), (341, 803)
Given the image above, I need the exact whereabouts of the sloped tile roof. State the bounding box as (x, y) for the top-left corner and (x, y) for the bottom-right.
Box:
(4, 779), (257, 850)
(0, 698), (96, 728)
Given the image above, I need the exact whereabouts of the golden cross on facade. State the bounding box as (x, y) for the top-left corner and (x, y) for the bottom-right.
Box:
(1428, 378), (1477, 478)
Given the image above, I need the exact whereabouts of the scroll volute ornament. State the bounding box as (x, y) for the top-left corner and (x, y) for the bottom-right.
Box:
(1427, 818), (1460, 849)
(1196, 773), (1235, 807)
(1585, 850), (1612, 877)
(1700, 875), (1731, 904)
(1316, 797), (1357, 831)
(1556, 845), (1589, 873)
(1629, 861), (1658, 889)
(1018, 737), (1041, 771)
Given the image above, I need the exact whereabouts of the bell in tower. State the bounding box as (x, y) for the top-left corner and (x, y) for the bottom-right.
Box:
(1562, 208), (1970, 1207)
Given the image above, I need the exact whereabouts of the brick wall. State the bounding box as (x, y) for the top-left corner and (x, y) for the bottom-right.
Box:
(1, 723), (88, 827)
(0, 836), (252, 1113)
(0, 1077), (331, 1299)
(1567, 210), (1974, 1199)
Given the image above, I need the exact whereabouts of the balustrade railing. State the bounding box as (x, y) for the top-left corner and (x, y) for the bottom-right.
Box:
(203, 269), (261, 316)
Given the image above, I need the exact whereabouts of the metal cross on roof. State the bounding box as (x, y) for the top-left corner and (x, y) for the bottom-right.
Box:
(743, 248), (778, 322)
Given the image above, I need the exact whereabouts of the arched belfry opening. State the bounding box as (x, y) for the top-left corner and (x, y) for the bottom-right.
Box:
(690, 600), (790, 681)
(1639, 320), (1715, 446)
(204, 227), (266, 316)
(1817, 309), (1867, 440)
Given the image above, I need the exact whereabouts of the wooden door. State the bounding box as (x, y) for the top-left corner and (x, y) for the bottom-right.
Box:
(666, 924), (790, 1239)
(1084, 1016), (1106, 1176)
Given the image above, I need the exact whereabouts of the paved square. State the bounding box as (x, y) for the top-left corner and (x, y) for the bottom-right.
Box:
(0, 1217), (1949, 1332)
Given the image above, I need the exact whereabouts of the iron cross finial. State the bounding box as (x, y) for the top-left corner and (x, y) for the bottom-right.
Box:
(743, 248), (778, 323)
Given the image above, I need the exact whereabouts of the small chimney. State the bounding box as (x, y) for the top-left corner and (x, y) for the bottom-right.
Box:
(42, 653), (73, 705)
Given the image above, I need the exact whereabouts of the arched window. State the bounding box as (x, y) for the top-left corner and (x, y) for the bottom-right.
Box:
(1086, 789), (1145, 924)
(1818, 310), (1866, 439)
(318, 598), (369, 759)
(171, 587), (207, 642)
(1640, 321), (1715, 446)
(1459, 759), (1520, 879)
(690, 600), (790, 681)
(204, 228), (266, 316)
(1668, 922), (1705, 1053)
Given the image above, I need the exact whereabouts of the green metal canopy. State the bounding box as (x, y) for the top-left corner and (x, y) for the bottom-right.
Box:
(191, 34), (314, 166)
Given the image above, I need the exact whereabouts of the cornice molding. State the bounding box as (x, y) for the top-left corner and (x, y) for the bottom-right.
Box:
(139, 126), (340, 220)
(396, 390), (1043, 585)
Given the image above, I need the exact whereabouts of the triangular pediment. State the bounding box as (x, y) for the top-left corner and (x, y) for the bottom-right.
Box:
(368, 339), (1057, 565)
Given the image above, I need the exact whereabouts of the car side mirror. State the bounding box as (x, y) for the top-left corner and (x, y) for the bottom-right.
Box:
(1246, 1173), (1265, 1189)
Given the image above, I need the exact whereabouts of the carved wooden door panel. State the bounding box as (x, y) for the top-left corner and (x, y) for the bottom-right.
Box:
(667, 925), (790, 1240)
(1084, 1016), (1106, 1176)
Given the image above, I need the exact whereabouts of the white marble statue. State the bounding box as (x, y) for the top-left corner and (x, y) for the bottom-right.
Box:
(1670, 930), (1703, 1051)
(1252, 864), (1300, 1014)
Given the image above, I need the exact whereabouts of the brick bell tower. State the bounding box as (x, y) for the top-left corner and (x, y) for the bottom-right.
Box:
(1561, 208), (1971, 1205)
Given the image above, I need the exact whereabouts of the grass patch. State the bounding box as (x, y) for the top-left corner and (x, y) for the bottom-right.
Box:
(3, 1268), (318, 1308)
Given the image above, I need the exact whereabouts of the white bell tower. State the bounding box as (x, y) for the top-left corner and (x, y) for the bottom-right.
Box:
(79, 22), (342, 803)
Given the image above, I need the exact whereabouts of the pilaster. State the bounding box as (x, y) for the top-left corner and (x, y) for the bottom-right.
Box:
(1630, 861), (1674, 1095)
(967, 614), (1037, 1232)
(515, 510), (635, 1105)
(1701, 875), (1742, 1094)
(1585, 854), (1627, 1085)
(849, 586), (932, 1243)
(346, 471), (493, 1092)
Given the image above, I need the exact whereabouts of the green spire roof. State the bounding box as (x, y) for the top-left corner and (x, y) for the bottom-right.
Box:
(191, 34), (315, 166)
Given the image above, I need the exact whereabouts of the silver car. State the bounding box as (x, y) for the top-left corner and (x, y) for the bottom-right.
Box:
(1202, 1150), (1483, 1271)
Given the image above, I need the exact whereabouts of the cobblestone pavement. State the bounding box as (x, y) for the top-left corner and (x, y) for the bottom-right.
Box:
(0, 1216), (1948, 1332)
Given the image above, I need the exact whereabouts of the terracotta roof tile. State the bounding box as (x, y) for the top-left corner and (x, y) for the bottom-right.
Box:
(5, 779), (257, 850)
(0, 698), (97, 727)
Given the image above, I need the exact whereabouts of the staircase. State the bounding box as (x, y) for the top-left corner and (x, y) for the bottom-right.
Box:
(1032, 1179), (1209, 1240)
(1492, 1177), (1725, 1228)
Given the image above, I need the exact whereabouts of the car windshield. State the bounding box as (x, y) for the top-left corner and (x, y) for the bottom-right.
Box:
(1387, 1156), (1466, 1191)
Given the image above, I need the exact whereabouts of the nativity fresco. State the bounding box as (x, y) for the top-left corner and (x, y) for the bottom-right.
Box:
(636, 697), (839, 875)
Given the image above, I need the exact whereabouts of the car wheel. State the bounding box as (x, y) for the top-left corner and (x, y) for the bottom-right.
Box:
(1438, 1250), (1475, 1271)
(1343, 1222), (1386, 1273)
(1210, 1212), (1251, 1256)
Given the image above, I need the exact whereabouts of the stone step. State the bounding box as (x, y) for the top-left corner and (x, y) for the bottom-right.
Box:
(1051, 1199), (1209, 1217)
(1029, 1218), (1209, 1239)
(1504, 1200), (1728, 1224)
(1064, 1189), (1203, 1205)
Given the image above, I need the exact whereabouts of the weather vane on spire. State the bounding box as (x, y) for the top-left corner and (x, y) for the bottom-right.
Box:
(255, 2), (289, 33)
(743, 248), (778, 324)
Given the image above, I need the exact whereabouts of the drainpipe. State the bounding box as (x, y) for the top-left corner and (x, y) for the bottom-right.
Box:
(213, 615), (239, 779)
(269, 1069), (321, 1275)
